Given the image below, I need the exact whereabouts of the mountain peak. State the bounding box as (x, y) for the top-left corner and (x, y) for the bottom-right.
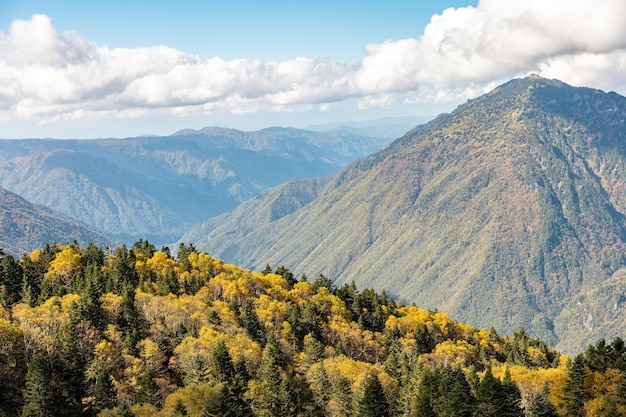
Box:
(188, 77), (626, 353)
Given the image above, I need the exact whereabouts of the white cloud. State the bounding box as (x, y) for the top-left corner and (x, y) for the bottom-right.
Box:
(2, 1), (626, 126)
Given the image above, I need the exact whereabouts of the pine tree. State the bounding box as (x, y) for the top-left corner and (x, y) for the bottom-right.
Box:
(354, 373), (389, 417)
(202, 383), (253, 417)
(171, 399), (188, 416)
(309, 363), (330, 410)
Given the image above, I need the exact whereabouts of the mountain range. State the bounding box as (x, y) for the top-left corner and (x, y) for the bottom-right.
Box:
(0, 186), (110, 256)
(181, 75), (626, 353)
(0, 127), (390, 244)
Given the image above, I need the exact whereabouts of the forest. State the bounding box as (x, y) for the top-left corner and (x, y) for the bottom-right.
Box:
(0, 241), (625, 416)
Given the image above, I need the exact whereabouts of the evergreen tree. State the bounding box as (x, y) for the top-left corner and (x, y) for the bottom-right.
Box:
(311, 274), (334, 293)
(171, 399), (188, 416)
(413, 367), (436, 417)
(500, 368), (523, 417)
(21, 353), (55, 417)
(354, 373), (389, 417)
(83, 242), (105, 268)
(560, 354), (589, 417)
(309, 363), (330, 410)
(77, 265), (104, 330)
(54, 313), (87, 414)
(438, 366), (475, 417)
(136, 367), (159, 406)
(0, 253), (22, 303)
(474, 367), (502, 417)
(277, 376), (298, 417)
(275, 265), (297, 289)
(526, 384), (558, 417)
(239, 303), (266, 346)
(329, 375), (352, 417)
(209, 338), (235, 384)
(176, 243), (197, 273)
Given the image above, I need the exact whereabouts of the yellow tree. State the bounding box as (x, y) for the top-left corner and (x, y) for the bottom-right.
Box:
(44, 244), (83, 290)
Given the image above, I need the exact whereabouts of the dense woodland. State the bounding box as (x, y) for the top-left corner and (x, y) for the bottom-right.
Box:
(0, 241), (625, 416)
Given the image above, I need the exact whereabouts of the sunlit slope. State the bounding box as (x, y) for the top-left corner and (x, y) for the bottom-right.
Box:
(187, 76), (626, 351)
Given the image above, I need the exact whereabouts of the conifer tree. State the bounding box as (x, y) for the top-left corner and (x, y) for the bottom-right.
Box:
(526, 384), (558, 417)
(439, 366), (475, 417)
(209, 338), (235, 384)
(309, 362), (330, 410)
(21, 353), (55, 417)
(278, 376), (298, 417)
(474, 367), (502, 417)
(239, 303), (266, 346)
(413, 367), (436, 417)
(560, 354), (589, 417)
(329, 375), (352, 417)
(500, 368), (523, 417)
(136, 367), (159, 406)
(354, 373), (389, 417)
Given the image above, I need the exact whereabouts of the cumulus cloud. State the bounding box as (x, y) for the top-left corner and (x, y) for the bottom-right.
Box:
(2, 0), (626, 124)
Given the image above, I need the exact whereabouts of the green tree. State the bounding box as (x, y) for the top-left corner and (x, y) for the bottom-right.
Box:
(354, 373), (389, 417)
(0, 253), (22, 304)
(413, 367), (436, 417)
(526, 384), (558, 417)
(277, 376), (297, 417)
(239, 304), (266, 346)
(136, 367), (159, 406)
(500, 368), (523, 417)
(209, 338), (235, 384)
(560, 354), (589, 417)
(474, 367), (503, 417)
(275, 265), (296, 289)
(438, 366), (475, 417)
(21, 353), (55, 417)
(329, 375), (352, 417)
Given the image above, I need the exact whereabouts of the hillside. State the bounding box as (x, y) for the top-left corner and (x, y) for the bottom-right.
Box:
(0, 187), (110, 256)
(182, 75), (626, 353)
(0, 127), (389, 244)
(4, 242), (623, 417)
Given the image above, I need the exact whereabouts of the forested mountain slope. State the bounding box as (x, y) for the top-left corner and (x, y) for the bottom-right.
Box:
(2, 241), (624, 416)
(0, 187), (110, 256)
(0, 128), (389, 244)
(183, 76), (626, 353)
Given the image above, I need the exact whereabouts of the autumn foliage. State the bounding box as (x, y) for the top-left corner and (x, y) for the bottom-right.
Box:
(0, 241), (624, 416)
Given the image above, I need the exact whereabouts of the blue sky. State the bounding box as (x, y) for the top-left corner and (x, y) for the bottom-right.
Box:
(0, 1), (477, 61)
(1, 0), (626, 138)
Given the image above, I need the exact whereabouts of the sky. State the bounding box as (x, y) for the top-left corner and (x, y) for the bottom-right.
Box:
(1, 0), (626, 139)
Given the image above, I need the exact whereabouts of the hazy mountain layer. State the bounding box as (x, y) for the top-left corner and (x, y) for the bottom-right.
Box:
(0, 187), (110, 256)
(183, 76), (626, 352)
(0, 127), (389, 244)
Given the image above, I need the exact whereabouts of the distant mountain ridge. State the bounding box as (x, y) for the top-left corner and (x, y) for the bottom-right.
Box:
(182, 75), (626, 353)
(306, 115), (433, 139)
(0, 187), (110, 256)
(0, 127), (390, 244)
